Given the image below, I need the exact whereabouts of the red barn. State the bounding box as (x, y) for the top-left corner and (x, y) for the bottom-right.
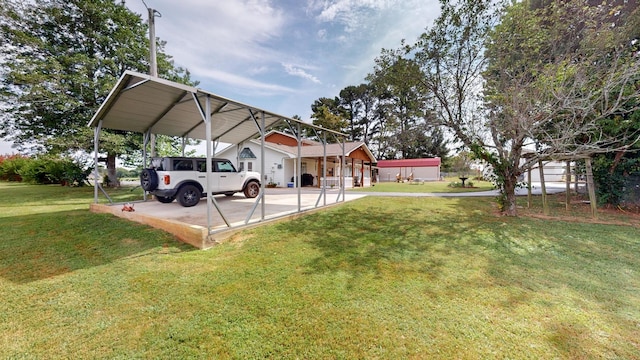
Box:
(376, 158), (441, 182)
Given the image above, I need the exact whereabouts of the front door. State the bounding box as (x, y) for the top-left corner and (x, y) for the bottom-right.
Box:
(215, 159), (240, 191)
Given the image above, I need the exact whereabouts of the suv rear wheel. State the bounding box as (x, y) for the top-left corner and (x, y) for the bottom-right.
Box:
(243, 181), (260, 198)
(177, 184), (202, 207)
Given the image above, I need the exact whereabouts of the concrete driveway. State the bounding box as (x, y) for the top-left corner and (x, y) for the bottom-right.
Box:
(132, 187), (366, 228)
(91, 182), (569, 248)
(90, 187), (366, 248)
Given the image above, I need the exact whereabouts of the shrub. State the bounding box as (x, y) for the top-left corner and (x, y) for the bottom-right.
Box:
(0, 154), (29, 181)
(448, 181), (475, 188)
(19, 157), (90, 186)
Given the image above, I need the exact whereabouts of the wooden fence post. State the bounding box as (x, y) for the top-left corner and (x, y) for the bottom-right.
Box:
(584, 158), (597, 218)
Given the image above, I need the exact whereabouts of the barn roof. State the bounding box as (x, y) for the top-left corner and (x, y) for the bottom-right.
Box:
(376, 158), (441, 168)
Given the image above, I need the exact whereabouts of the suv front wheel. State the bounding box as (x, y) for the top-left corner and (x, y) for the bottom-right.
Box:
(243, 181), (260, 198)
(177, 184), (202, 207)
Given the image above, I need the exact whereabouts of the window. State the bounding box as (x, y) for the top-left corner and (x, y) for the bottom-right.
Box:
(173, 159), (194, 171)
(238, 162), (244, 172)
(301, 162), (307, 173)
(239, 147), (257, 159)
(248, 162), (253, 171)
(216, 160), (236, 172)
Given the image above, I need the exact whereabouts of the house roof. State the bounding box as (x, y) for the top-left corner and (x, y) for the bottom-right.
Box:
(88, 71), (346, 145)
(264, 130), (321, 146)
(377, 158), (441, 168)
(247, 139), (376, 162)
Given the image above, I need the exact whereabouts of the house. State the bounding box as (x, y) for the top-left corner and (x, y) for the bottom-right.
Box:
(376, 158), (442, 182)
(215, 131), (377, 188)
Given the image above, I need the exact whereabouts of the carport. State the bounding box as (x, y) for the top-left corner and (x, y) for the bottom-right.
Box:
(88, 71), (350, 248)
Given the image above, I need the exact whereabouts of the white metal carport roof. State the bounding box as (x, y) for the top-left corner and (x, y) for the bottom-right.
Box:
(88, 71), (303, 144)
(88, 71), (349, 248)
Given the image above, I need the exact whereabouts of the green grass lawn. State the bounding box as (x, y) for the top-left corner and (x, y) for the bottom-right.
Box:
(1, 182), (639, 359)
(352, 177), (495, 193)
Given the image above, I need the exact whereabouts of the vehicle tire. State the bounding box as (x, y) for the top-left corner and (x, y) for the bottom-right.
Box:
(176, 184), (201, 207)
(156, 195), (175, 203)
(224, 192), (235, 197)
(140, 169), (159, 191)
(243, 181), (260, 198)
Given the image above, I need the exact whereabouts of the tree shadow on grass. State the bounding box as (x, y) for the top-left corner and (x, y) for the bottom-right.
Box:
(274, 196), (639, 307)
(274, 198), (500, 280)
(0, 210), (194, 284)
(275, 197), (640, 357)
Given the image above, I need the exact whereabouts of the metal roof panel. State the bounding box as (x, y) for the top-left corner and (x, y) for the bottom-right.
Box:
(89, 71), (342, 145)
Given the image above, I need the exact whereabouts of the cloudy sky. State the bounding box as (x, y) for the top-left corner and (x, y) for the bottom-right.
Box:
(0, 0), (440, 154)
(126, 0), (440, 118)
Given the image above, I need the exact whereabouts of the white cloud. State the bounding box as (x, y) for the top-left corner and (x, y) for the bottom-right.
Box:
(131, 0), (288, 68)
(308, 0), (395, 32)
(247, 65), (270, 75)
(282, 63), (321, 84)
(192, 65), (296, 94)
(317, 29), (327, 41)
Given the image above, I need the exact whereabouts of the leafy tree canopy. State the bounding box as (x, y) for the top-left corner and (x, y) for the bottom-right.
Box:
(0, 0), (196, 184)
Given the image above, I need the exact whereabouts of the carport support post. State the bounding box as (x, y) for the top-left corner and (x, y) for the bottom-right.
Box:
(323, 132), (327, 206)
(142, 130), (150, 201)
(341, 137), (346, 202)
(261, 111), (266, 220)
(205, 94), (213, 241)
(296, 122), (302, 212)
(93, 120), (102, 203)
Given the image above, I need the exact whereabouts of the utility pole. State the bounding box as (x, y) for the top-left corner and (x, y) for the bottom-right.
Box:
(148, 5), (159, 77)
(143, 1), (161, 155)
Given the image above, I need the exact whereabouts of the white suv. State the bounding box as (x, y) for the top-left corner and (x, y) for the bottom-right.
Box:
(139, 157), (261, 207)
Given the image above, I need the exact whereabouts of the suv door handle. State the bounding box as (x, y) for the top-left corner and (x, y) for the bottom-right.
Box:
(220, 175), (227, 178)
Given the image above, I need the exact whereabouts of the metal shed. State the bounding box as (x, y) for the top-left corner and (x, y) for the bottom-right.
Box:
(88, 71), (348, 247)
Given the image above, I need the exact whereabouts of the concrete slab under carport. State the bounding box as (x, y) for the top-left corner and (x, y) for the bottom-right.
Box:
(90, 188), (367, 249)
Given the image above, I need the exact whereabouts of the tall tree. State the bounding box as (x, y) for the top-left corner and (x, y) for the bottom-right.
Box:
(339, 84), (368, 142)
(0, 0), (195, 186)
(414, 0), (640, 215)
(368, 47), (444, 160)
(310, 97), (348, 142)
